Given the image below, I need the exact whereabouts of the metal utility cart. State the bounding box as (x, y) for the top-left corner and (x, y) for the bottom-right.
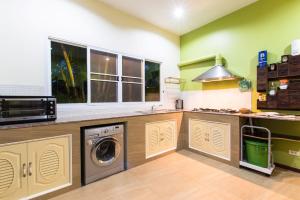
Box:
(240, 124), (275, 175)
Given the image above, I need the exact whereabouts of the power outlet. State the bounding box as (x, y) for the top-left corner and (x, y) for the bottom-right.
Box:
(288, 150), (300, 157)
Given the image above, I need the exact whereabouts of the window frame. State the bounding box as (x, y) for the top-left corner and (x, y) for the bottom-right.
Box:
(88, 46), (120, 104)
(48, 37), (162, 105)
(144, 60), (162, 102)
(48, 37), (88, 105)
(121, 55), (145, 103)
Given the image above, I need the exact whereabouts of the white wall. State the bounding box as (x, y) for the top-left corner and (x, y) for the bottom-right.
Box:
(181, 89), (252, 110)
(0, 0), (180, 113)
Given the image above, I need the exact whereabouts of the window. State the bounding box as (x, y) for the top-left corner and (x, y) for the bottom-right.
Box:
(122, 57), (143, 102)
(90, 50), (118, 103)
(145, 61), (160, 101)
(51, 41), (87, 103)
(50, 39), (161, 104)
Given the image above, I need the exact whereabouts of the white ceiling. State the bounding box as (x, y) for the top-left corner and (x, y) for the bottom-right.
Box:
(98, 0), (258, 35)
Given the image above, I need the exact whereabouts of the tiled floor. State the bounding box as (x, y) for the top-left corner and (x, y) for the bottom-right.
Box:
(52, 150), (300, 200)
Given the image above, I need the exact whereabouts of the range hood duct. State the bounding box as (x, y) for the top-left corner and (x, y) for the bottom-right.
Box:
(192, 54), (242, 82)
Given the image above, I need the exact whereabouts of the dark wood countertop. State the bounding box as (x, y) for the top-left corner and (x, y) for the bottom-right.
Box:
(1, 110), (299, 130)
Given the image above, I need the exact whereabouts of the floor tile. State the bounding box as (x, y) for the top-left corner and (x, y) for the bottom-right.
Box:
(51, 150), (300, 200)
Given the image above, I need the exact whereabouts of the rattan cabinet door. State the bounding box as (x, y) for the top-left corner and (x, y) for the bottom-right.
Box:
(189, 119), (231, 161)
(0, 143), (27, 200)
(27, 135), (71, 196)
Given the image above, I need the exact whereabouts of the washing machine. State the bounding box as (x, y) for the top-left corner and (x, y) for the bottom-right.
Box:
(81, 123), (125, 185)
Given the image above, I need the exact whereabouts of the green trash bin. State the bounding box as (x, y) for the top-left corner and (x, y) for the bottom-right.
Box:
(245, 139), (269, 168)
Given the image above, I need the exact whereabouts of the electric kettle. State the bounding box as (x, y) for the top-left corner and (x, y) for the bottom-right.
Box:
(175, 99), (183, 109)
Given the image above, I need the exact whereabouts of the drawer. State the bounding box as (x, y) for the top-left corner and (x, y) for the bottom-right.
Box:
(288, 64), (300, 76)
(277, 90), (289, 109)
(277, 63), (289, 77)
(281, 55), (292, 63)
(277, 90), (300, 110)
(268, 64), (277, 79)
(267, 96), (277, 109)
(288, 79), (300, 90)
(290, 55), (300, 65)
(257, 82), (268, 92)
(289, 90), (300, 109)
(268, 71), (277, 79)
(257, 100), (267, 109)
(257, 67), (268, 92)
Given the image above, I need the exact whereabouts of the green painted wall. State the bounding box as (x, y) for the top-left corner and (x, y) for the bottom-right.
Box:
(180, 0), (300, 109)
(180, 0), (300, 169)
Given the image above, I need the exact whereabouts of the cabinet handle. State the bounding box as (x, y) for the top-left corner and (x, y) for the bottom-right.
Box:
(28, 162), (33, 176)
(22, 163), (27, 178)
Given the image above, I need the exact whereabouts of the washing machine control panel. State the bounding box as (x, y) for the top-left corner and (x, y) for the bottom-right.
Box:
(85, 124), (124, 139)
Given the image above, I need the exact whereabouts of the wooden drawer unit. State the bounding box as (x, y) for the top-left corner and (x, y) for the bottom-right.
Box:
(289, 64), (300, 76)
(257, 67), (268, 92)
(256, 53), (300, 110)
(290, 55), (300, 65)
(277, 90), (300, 109)
(268, 64), (277, 79)
(257, 100), (267, 110)
(281, 55), (293, 63)
(189, 119), (231, 161)
(267, 96), (277, 109)
(289, 79), (300, 90)
(257, 96), (277, 110)
(0, 135), (71, 200)
(276, 63), (300, 78)
(277, 63), (289, 77)
(289, 90), (300, 109)
(277, 90), (289, 109)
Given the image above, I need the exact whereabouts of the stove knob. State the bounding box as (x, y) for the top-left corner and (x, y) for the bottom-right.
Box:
(87, 140), (93, 146)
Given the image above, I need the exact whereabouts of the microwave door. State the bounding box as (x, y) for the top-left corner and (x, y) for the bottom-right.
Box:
(0, 98), (48, 123)
(2, 109), (46, 117)
(3, 98), (47, 109)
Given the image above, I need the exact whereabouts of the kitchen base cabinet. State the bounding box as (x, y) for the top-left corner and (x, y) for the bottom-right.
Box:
(0, 143), (27, 200)
(28, 136), (71, 197)
(0, 135), (71, 200)
(146, 120), (177, 159)
(189, 119), (231, 161)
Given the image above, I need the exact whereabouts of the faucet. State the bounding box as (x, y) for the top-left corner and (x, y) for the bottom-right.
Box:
(151, 104), (163, 111)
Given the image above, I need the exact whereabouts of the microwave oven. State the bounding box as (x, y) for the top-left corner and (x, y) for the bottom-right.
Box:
(0, 96), (56, 125)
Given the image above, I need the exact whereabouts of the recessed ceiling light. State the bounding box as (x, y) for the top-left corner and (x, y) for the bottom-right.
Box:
(105, 57), (110, 61)
(174, 7), (184, 19)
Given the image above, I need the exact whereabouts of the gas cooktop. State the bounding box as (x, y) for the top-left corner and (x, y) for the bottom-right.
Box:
(191, 108), (239, 114)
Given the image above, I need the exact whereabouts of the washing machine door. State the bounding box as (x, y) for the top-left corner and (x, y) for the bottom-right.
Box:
(91, 137), (121, 167)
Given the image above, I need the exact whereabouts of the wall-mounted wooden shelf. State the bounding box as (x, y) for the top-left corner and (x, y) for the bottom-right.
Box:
(178, 54), (222, 68)
(164, 77), (185, 84)
(257, 54), (300, 110)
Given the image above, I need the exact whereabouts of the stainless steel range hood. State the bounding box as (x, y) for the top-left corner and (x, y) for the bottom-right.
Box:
(192, 54), (242, 82)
